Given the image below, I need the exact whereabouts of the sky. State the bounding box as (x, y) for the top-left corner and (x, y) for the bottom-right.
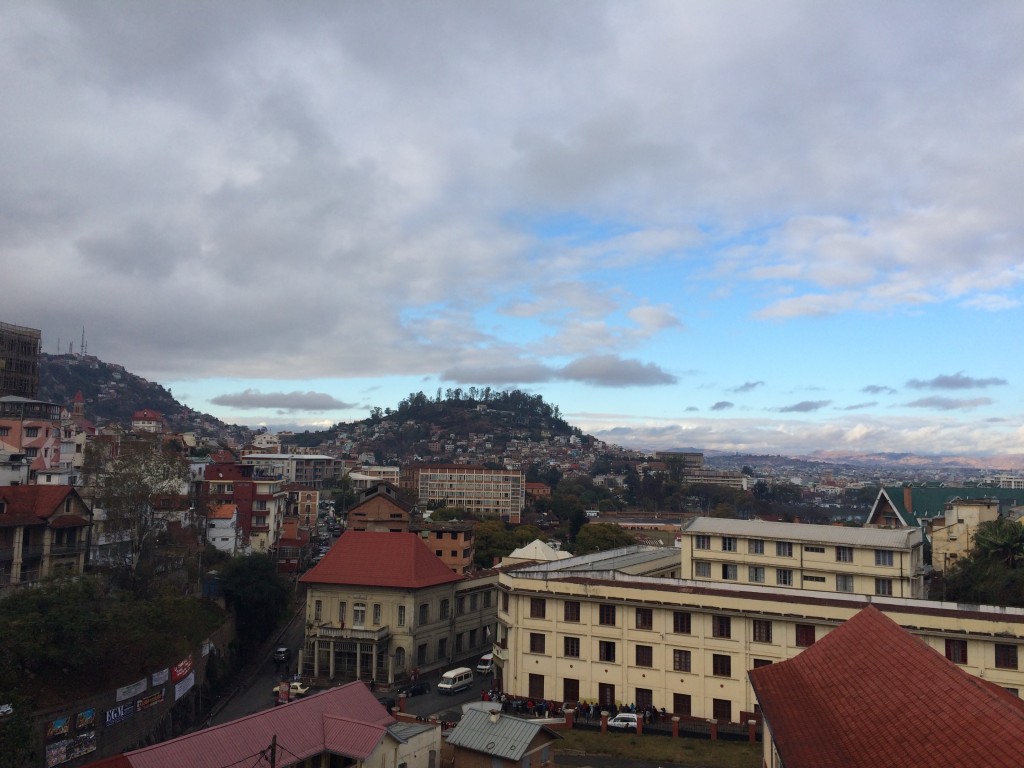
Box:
(3, 1), (1024, 459)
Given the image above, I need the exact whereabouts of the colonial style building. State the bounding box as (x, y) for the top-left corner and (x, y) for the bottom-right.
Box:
(400, 464), (525, 524)
(495, 544), (1024, 724)
(680, 517), (927, 599)
(0, 485), (92, 587)
(299, 531), (497, 686)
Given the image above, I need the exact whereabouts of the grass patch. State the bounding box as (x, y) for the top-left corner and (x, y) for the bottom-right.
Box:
(556, 729), (761, 768)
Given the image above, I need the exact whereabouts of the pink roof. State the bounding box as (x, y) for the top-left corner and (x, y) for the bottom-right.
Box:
(300, 531), (463, 589)
(104, 682), (394, 768)
(748, 604), (1024, 768)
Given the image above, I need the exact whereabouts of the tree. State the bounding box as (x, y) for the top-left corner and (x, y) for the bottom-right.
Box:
(219, 555), (291, 656)
(472, 519), (516, 568)
(83, 434), (190, 593)
(573, 523), (636, 555)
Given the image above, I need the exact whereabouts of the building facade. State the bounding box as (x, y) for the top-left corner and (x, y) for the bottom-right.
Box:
(680, 517), (927, 599)
(300, 531), (497, 685)
(0, 322), (41, 399)
(241, 453), (344, 489)
(495, 545), (1024, 724)
(0, 485), (92, 587)
(402, 464), (525, 524)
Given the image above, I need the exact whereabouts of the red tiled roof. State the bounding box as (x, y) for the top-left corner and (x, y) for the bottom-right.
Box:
(300, 531), (463, 589)
(748, 604), (1024, 768)
(49, 514), (90, 528)
(103, 682), (394, 768)
(0, 486), (77, 522)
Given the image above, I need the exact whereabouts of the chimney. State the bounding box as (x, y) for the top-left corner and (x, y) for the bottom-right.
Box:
(904, 486), (913, 516)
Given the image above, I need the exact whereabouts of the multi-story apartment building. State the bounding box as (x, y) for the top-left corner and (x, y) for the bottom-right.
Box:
(401, 464), (524, 524)
(495, 544), (1024, 724)
(0, 485), (92, 587)
(282, 482), (320, 527)
(930, 496), (1002, 573)
(241, 453), (344, 489)
(680, 517), (926, 599)
(299, 531), (497, 685)
(0, 322), (41, 399)
(0, 396), (64, 475)
(201, 458), (287, 553)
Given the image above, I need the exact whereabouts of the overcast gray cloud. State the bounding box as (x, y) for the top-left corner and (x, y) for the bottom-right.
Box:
(906, 373), (1008, 390)
(210, 390), (356, 411)
(778, 400), (832, 413)
(711, 401), (735, 411)
(905, 396), (994, 411)
(2, 1), (1022, 456)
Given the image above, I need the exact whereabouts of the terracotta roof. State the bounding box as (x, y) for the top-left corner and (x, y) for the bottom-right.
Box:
(748, 604), (1024, 768)
(0, 486), (78, 522)
(300, 531), (463, 588)
(208, 504), (236, 520)
(94, 682), (395, 768)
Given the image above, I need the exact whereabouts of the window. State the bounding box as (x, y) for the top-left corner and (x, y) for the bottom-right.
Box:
(749, 539), (764, 555)
(483, 590), (492, 608)
(24, 447), (38, 458)
(722, 563), (738, 580)
(875, 549), (894, 567)
(695, 534), (711, 550)
(455, 632), (464, 653)
(694, 561), (711, 578)
(804, 545), (824, 553)
(712, 698), (732, 722)
(836, 546), (853, 562)
(372, 603), (381, 624)
(440, 599), (450, 619)
(599, 604), (616, 626)
(397, 605), (406, 626)
(530, 598), (546, 619)
(529, 632), (546, 654)
(0, 427), (8, 436)
(598, 683), (616, 707)
(875, 578), (893, 596)
(996, 644), (1019, 670)
(416, 643), (427, 665)
(563, 678), (580, 703)
(418, 603), (429, 625)
(712, 654), (732, 677)
(502, 591), (510, 611)
(673, 611), (691, 634)
(456, 596), (465, 615)
(673, 693), (692, 716)
(795, 624), (815, 647)
(749, 566), (765, 583)
(803, 574), (826, 583)
(945, 639), (968, 664)
(635, 607), (653, 630)
(635, 645), (653, 667)
(636, 687), (653, 710)
(25, 427), (39, 438)
(353, 603), (366, 626)
(672, 649), (691, 671)
(599, 641), (616, 662)
(776, 541), (793, 557)
(836, 574), (854, 593)
(563, 636), (580, 658)
(437, 637), (447, 660)
(722, 536), (737, 552)
(470, 592), (478, 610)
(753, 658), (773, 668)
(776, 569), (793, 586)
(529, 674), (545, 700)
(338, 602), (347, 624)
(712, 615), (731, 639)
(753, 619), (772, 643)
(564, 600), (581, 622)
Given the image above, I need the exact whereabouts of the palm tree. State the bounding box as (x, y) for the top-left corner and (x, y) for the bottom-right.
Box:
(973, 517), (1024, 569)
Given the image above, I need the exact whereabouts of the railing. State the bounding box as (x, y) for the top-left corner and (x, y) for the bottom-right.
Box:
(51, 542), (88, 556)
(310, 624), (391, 641)
(20, 545), (43, 560)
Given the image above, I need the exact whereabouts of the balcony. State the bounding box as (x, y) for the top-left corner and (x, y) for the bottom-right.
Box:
(309, 624), (391, 642)
(0, 547), (14, 562)
(51, 542), (88, 556)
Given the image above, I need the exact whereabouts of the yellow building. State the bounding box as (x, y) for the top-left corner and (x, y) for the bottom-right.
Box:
(930, 496), (1001, 573)
(680, 516), (926, 598)
(401, 464), (525, 524)
(300, 531), (497, 685)
(495, 544), (1024, 724)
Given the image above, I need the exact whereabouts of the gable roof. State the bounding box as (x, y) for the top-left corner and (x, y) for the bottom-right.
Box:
(867, 485), (1024, 528)
(748, 605), (1024, 768)
(0, 485), (83, 526)
(93, 682), (396, 768)
(300, 531), (463, 589)
(444, 709), (560, 762)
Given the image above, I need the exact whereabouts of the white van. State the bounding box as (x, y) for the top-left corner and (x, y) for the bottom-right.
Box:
(437, 666), (474, 695)
(476, 653), (493, 675)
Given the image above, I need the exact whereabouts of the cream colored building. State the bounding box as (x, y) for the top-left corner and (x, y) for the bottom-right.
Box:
(930, 496), (1002, 573)
(495, 544), (1024, 724)
(680, 516), (926, 598)
(300, 531), (497, 685)
(401, 464), (525, 524)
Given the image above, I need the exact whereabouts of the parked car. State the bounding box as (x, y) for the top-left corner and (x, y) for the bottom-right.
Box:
(273, 646), (291, 662)
(272, 681), (310, 698)
(608, 712), (639, 729)
(399, 680), (430, 697)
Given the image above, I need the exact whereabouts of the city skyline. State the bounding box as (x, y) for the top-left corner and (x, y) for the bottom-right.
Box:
(3, 2), (1023, 457)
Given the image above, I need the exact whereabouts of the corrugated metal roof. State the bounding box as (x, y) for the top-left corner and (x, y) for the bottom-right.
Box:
(683, 517), (920, 548)
(444, 710), (550, 762)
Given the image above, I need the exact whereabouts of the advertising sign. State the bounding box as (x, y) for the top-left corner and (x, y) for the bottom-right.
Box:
(105, 702), (135, 727)
(45, 716), (70, 739)
(76, 709), (95, 729)
(116, 677), (147, 702)
(45, 732), (96, 767)
(171, 655), (193, 683)
(174, 670), (195, 701)
(151, 667), (169, 686)
(138, 689), (166, 710)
